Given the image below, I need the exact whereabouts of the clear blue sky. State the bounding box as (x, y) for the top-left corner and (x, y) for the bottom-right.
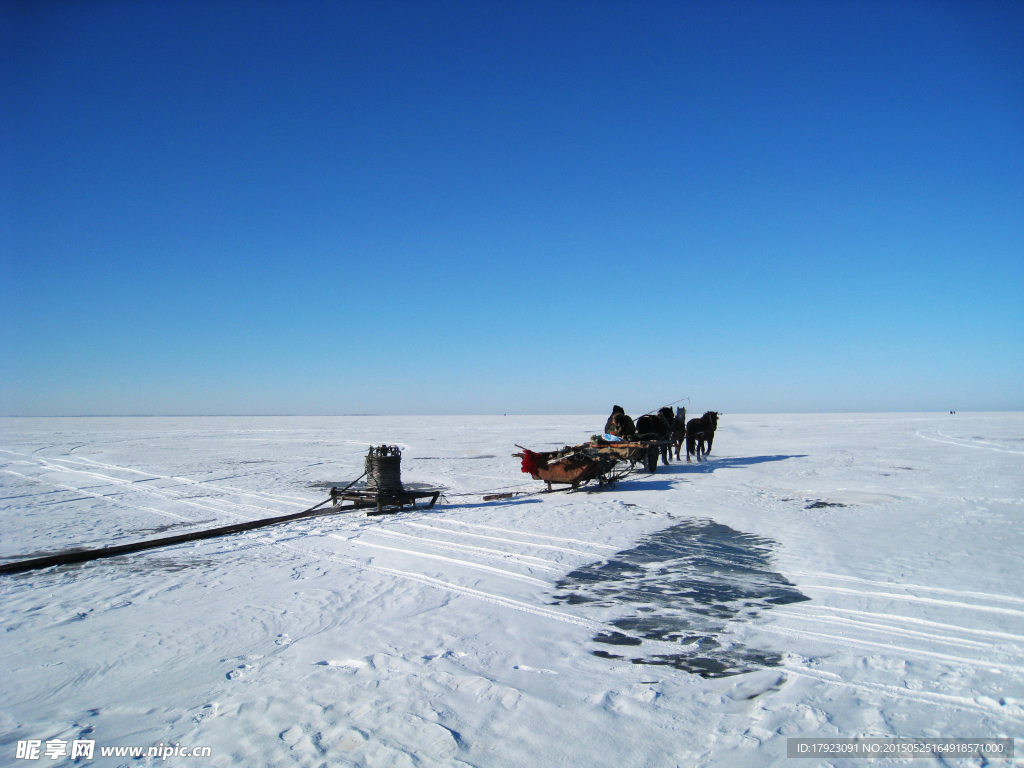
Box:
(2, 1), (1021, 416)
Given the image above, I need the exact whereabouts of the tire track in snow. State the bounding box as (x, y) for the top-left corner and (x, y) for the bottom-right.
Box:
(270, 541), (706, 655)
(937, 431), (1024, 453)
(400, 522), (608, 556)
(758, 625), (1024, 673)
(916, 431), (1024, 455)
(52, 455), (318, 506)
(1, 469), (193, 523)
(781, 664), (1024, 724)
(11, 454), (299, 522)
(786, 571), (1024, 605)
(6, 452), (356, 542)
(800, 584), (1024, 617)
(425, 519), (618, 550)
(366, 530), (563, 573)
(15, 460), (255, 522)
(793, 605), (1024, 643)
(335, 536), (549, 587)
(779, 610), (1017, 651)
(1, 449), (316, 509)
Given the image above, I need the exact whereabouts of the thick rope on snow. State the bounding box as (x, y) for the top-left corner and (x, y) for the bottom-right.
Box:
(0, 496), (336, 576)
(364, 445), (403, 492)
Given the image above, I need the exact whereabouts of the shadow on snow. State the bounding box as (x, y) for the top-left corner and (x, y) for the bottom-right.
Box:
(655, 454), (807, 475)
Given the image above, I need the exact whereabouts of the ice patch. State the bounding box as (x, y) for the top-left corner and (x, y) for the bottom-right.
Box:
(553, 518), (809, 677)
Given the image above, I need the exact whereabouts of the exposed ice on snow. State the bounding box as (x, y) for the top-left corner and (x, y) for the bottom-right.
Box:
(552, 518), (809, 677)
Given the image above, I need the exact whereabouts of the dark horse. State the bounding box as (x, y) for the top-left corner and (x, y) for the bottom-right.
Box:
(670, 406), (687, 460)
(685, 411), (719, 462)
(635, 407), (675, 468)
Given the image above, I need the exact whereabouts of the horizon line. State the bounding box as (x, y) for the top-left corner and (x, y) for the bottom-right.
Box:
(0, 410), (1011, 419)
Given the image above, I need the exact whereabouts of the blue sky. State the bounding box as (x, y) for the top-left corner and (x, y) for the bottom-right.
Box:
(2, 0), (1021, 416)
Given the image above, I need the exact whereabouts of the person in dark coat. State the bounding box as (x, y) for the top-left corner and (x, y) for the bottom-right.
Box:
(603, 406), (636, 438)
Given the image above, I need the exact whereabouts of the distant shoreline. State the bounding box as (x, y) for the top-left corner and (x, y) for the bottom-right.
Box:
(2, 412), (1021, 419)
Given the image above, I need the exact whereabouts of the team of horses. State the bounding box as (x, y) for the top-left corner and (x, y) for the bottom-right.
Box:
(604, 405), (720, 466)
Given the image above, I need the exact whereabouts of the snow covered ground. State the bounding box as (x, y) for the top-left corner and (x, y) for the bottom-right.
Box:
(1, 413), (1022, 767)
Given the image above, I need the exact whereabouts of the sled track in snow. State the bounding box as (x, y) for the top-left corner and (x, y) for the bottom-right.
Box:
(339, 536), (549, 587)
(67, 454), (319, 504)
(271, 540), (706, 656)
(785, 571), (1024, 605)
(798, 584), (1024, 617)
(779, 610), (1020, 651)
(1, 449), (318, 507)
(759, 625), (1024, 673)
(916, 431), (1024, 455)
(781, 664), (1024, 724)
(4, 457), (257, 521)
(425, 519), (618, 550)
(402, 522), (609, 557)
(30, 461), (259, 521)
(793, 605), (1024, 643)
(0, 452), (310, 523)
(2, 469), (195, 523)
(365, 529), (564, 573)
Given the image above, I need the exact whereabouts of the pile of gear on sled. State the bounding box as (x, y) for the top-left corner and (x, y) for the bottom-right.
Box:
(513, 405), (720, 491)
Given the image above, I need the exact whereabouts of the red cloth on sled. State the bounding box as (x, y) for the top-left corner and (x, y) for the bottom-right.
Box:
(520, 450), (540, 475)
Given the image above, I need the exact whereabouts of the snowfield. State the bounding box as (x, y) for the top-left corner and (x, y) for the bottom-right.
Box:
(1, 413), (1022, 767)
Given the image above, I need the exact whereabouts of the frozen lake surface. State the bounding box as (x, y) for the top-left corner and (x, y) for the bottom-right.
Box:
(1, 413), (1023, 766)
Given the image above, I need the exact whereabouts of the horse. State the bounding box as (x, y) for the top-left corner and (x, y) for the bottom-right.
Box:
(635, 407), (675, 467)
(685, 411), (719, 462)
(671, 406), (687, 460)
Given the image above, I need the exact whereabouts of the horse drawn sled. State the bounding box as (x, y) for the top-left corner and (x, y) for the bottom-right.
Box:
(511, 405), (719, 492)
(514, 437), (667, 492)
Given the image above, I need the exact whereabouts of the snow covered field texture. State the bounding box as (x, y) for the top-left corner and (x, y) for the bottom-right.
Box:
(1, 413), (1022, 767)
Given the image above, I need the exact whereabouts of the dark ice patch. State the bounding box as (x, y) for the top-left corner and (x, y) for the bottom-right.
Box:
(804, 500), (847, 509)
(552, 519), (808, 678)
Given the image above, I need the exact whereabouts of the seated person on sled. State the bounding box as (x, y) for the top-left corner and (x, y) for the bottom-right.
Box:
(603, 406), (636, 440)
